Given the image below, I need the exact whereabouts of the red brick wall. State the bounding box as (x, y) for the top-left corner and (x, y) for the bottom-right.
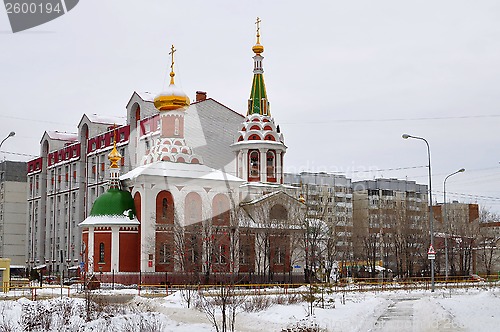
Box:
(134, 192), (142, 268)
(94, 231), (112, 272)
(119, 231), (139, 272)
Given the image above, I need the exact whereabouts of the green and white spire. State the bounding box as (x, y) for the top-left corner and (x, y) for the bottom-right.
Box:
(248, 17), (270, 116)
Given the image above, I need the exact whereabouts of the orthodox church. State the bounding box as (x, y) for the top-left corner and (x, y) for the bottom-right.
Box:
(78, 20), (305, 284)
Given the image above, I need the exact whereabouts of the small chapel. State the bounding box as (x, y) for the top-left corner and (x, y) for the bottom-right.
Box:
(79, 19), (305, 284)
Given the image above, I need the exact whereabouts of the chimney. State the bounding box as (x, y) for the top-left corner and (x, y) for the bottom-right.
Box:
(196, 91), (207, 102)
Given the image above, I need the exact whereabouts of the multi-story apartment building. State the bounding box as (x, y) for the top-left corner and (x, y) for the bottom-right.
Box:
(284, 172), (354, 274)
(352, 179), (428, 277)
(0, 161), (27, 265)
(26, 117), (130, 272)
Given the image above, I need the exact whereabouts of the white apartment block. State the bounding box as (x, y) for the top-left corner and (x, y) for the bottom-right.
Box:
(284, 172), (354, 260)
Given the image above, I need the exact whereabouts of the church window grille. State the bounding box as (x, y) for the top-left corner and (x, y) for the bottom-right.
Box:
(162, 198), (168, 220)
(99, 243), (105, 263)
(159, 243), (170, 263)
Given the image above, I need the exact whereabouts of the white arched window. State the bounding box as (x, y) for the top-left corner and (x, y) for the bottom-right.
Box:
(249, 150), (259, 178)
(174, 118), (180, 136)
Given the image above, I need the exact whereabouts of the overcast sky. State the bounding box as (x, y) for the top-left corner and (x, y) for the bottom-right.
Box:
(1, 0), (500, 212)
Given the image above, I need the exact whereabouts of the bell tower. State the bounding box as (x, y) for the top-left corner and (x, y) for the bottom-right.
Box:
(232, 18), (287, 184)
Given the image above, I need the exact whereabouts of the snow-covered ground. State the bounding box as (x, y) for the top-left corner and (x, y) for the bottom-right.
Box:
(0, 285), (499, 331)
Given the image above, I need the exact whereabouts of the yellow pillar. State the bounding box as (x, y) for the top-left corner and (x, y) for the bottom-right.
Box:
(0, 258), (11, 293)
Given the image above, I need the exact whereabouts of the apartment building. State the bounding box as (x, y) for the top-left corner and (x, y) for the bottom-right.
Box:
(352, 179), (428, 277)
(0, 161), (27, 265)
(284, 172), (354, 263)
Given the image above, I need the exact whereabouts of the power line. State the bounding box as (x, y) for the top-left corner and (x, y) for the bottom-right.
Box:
(282, 114), (500, 125)
(0, 150), (38, 157)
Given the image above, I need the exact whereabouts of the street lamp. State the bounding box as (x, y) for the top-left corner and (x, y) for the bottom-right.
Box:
(402, 133), (435, 291)
(0, 131), (15, 150)
(443, 168), (465, 281)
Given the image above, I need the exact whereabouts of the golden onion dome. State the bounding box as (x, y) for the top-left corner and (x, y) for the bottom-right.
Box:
(154, 45), (191, 111)
(154, 78), (190, 111)
(108, 143), (122, 169)
(252, 42), (264, 55)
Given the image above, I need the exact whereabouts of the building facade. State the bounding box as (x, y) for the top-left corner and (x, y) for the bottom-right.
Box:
(28, 20), (304, 283)
(284, 172), (354, 278)
(352, 179), (429, 278)
(0, 161), (27, 266)
(432, 202), (480, 276)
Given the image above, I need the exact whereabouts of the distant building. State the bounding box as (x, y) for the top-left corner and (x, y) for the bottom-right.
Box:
(0, 161), (27, 266)
(352, 179), (428, 277)
(433, 202), (480, 275)
(284, 172), (354, 263)
(476, 221), (500, 275)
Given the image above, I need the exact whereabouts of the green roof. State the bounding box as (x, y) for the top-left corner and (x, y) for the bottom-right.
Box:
(248, 73), (270, 116)
(89, 188), (136, 219)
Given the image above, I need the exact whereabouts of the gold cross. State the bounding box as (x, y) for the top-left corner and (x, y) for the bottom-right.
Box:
(255, 17), (261, 36)
(169, 45), (176, 71)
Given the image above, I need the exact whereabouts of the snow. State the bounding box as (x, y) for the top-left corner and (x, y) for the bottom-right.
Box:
(46, 131), (78, 141)
(86, 114), (127, 126)
(136, 91), (156, 102)
(120, 160), (245, 183)
(0, 285), (499, 331)
(78, 214), (140, 227)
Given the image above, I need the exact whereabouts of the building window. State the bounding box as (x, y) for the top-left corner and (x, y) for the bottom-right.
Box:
(159, 243), (170, 263)
(174, 118), (180, 136)
(249, 150), (259, 178)
(162, 198), (168, 219)
(215, 245), (226, 264)
(274, 246), (285, 264)
(99, 243), (105, 263)
(266, 151), (275, 179)
(239, 244), (251, 265)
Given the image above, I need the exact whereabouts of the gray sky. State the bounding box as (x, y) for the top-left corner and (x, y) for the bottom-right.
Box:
(1, 0), (500, 211)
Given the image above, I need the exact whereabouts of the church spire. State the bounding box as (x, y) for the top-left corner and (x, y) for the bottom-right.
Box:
(108, 125), (122, 189)
(248, 17), (270, 116)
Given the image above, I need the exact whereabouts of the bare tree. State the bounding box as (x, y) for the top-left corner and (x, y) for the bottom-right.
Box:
(476, 209), (500, 276)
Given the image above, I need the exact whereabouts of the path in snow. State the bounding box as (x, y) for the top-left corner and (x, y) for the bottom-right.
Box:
(367, 295), (466, 332)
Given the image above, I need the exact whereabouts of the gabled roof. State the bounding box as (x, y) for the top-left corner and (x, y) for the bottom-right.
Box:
(120, 160), (245, 183)
(85, 114), (127, 125)
(45, 131), (78, 141)
(240, 190), (303, 207)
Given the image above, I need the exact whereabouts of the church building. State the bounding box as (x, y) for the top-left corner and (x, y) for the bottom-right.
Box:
(28, 19), (305, 284)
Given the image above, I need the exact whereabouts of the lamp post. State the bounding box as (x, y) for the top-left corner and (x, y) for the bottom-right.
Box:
(0, 131), (15, 150)
(443, 168), (465, 281)
(402, 133), (435, 292)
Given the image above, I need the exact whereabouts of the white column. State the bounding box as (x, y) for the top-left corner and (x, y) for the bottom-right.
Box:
(276, 152), (282, 184)
(88, 227), (95, 274)
(140, 189), (149, 272)
(111, 226), (120, 272)
(241, 149), (248, 181)
(280, 151), (285, 183)
(259, 149), (267, 182)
